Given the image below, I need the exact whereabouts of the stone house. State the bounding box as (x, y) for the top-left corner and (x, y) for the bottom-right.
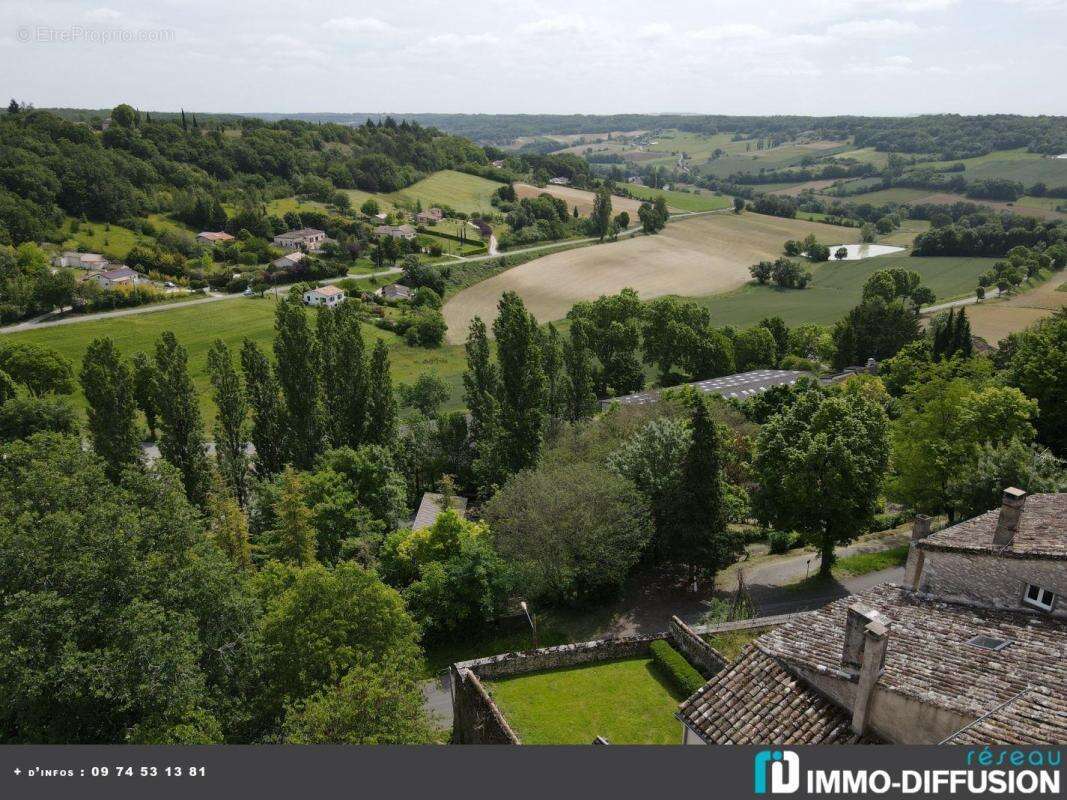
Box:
(377, 283), (413, 301)
(415, 207), (444, 225)
(374, 224), (417, 241)
(270, 251), (306, 271)
(196, 231), (234, 245)
(678, 489), (1067, 745)
(272, 228), (326, 252)
(53, 251), (108, 270)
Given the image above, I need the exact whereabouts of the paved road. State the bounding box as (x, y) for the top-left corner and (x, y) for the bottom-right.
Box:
(922, 287), (1002, 316)
(421, 672), (454, 732)
(0, 267), (404, 334)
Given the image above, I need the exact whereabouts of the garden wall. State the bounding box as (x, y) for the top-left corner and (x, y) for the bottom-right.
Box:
(668, 616), (728, 677)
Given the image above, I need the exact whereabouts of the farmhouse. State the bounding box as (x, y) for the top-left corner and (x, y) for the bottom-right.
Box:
(548, 176), (571, 185)
(412, 492), (468, 530)
(87, 266), (142, 289)
(602, 369), (808, 410)
(377, 283), (413, 301)
(196, 231), (234, 245)
(270, 251), (306, 270)
(678, 490), (1067, 745)
(374, 224), (417, 241)
(415, 207), (444, 225)
(52, 251), (108, 270)
(272, 227), (326, 252)
(302, 284), (345, 307)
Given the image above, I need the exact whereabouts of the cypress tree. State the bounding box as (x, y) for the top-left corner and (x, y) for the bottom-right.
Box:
(240, 340), (287, 477)
(542, 323), (567, 420)
(207, 339), (249, 506)
(463, 316), (499, 444)
(153, 331), (212, 508)
(131, 352), (159, 439)
(273, 297), (326, 469)
(208, 490), (252, 570)
(365, 339), (397, 448)
(673, 395), (741, 585)
(953, 306), (973, 358)
(80, 337), (141, 481)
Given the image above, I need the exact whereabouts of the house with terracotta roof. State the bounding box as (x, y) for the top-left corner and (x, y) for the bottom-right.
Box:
(374, 224), (417, 241)
(302, 284), (345, 307)
(678, 489), (1067, 746)
(87, 266), (142, 289)
(270, 251), (306, 271)
(376, 283), (413, 301)
(196, 231), (234, 245)
(415, 207), (444, 225)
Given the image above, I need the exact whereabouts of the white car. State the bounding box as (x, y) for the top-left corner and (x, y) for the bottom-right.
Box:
(242, 288), (254, 297)
(163, 281), (176, 288)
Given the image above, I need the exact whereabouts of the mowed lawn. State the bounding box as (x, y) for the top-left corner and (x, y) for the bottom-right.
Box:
(386, 170), (503, 215)
(486, 658), (685, 745)
(693, 255), (998, 328)
(3, 298), (469, 420)
(623, 183), (731, 212)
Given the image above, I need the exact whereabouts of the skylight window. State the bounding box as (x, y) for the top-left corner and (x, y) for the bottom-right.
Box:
(966, 635), (1013, 651)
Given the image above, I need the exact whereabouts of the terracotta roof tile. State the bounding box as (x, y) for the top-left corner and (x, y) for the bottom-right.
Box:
(918, 493), (1067, 560)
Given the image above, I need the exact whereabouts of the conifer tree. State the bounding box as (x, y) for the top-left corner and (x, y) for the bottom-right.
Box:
(265, 467), (317, 566)
(273, 297), (326, 469)
(240, 339), (287, 477)
(673, 395), (741, 584)
(463, 316), (499, 444)
(208, 490), (252, 570)
(153, 331), (212, 508)
(365, 339), (397, 448)
(207, 339), (249, 506)
(80, 337), (141, 481)
(131, 351), (159, 440)
(953, 307), (974, 359)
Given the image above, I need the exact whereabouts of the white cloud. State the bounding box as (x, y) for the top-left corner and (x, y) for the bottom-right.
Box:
(519, 15), (587, 35)
(85, 8), (124, 21)
(325, 17), (393, 34)
(886, 55), (913, 64)
(826, 18), (921, 37)
(637, 23), (672, 40)
(688, 23), (770, 42)
(423, 33), (501, 48)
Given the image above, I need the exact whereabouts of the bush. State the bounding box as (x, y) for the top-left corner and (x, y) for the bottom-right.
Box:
(869, 511), (907, 533)
(767, 530), (796, 554)
(650, 640), (705, 696)
(779, 354), (818, 372)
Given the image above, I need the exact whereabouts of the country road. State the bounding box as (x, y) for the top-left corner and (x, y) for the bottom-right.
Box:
(0, 208), (727, 336)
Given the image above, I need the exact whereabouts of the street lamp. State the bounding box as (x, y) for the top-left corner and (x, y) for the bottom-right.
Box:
(519, 600), (539, 649)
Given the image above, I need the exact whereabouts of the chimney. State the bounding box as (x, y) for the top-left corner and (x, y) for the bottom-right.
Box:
(841, 603), (890, 670)
(865, 357), (878, 375)
(993, 488), (1027, 546)
(903, 515), (932, 590)
(850, 618), (890, 736)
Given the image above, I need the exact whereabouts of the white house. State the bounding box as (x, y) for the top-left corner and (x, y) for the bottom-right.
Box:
(548, 176), (571, 185)
(88, 266), (141, 289)
(374, 224), (417, 241)
(273, 228), (327, 252)
(302, 284), (346, 307)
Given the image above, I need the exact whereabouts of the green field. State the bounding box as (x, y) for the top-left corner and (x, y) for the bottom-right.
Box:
(3, 298), (468, 420)
(909, 148), (1067, 186)
(834, 147), (892, 169)
(831, 187), (937, 204)
(693, 255), (998, 328)
(699, 141), (852, 179)
(623, 183), (731, 212)
(58, 217), (151, 260)
(265, 196), (330, 217)
(486, 658), (684, 744)
(386, 170), (503, 215)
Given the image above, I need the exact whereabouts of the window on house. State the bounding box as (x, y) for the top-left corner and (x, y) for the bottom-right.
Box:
(966, 635), (1013, 651)
(1023, 583), (1056, 612)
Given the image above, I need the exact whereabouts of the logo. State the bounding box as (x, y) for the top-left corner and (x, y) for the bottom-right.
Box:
(754, 750), (801, 795)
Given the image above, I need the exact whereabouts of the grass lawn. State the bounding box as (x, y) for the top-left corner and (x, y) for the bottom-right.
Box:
(386, 170), (504, 215)
(3, 297), (468, 420)
(693, 255), (997, 328)
(834, 545), (910, 577)
(704, 627), (772, 661)
(486, 658), (685, 744)
(909, 148), (1067, 186)
(265, 196), (330, 217)
(58, 217), (151, 260)
(623, 183), (731, 212)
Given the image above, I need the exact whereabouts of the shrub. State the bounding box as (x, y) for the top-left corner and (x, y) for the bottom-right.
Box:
(650, 640), (704, 696)
(767, 530), (796, 554)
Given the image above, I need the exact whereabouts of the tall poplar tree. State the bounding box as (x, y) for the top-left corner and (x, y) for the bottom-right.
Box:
(365, 339), (397, 448)
(153, 331), (212, 508)
(80, 336), (141, 481)
(240, 339), (286, 477)
(542, 323), (568, 420)
(493, 291), (546, 475)
(591, 186), (613, 241)
(329, 302), (368, 448)
(274, 297), (326, 469)
(207, 339), (249, 506)
(564, 318), (598, 421)
(131, 351), (159, 440)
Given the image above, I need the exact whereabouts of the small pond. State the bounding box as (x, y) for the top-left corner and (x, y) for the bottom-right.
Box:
(824, 243), (906, 261)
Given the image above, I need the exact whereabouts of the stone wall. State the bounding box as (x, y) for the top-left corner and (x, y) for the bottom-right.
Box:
(456, 635), (658, 681)
(451, 669), (520, 745)
(668, 616), (728, 677)
(917, 549), (1067, 619)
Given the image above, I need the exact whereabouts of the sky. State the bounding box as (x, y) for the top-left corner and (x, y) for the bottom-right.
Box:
(1, 0), (1065, 116)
